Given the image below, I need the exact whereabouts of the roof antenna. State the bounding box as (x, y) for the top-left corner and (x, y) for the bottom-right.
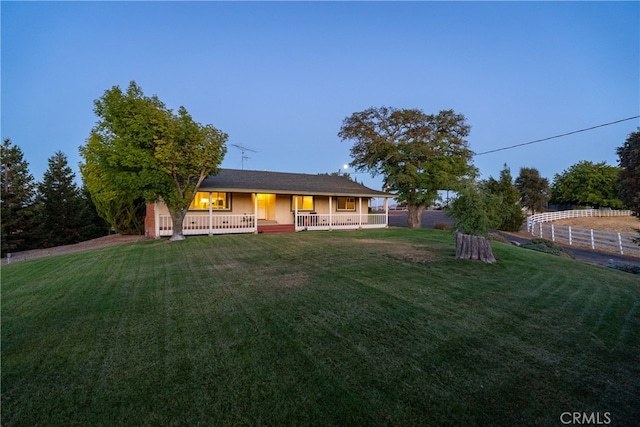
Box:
(230, 144), (257, 170)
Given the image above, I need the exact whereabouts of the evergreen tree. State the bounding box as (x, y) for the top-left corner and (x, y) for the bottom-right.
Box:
(1, 139), (41, 256)
(77, 185), (111, 240)
(483, 164), (524, 231)
(38, 152), (85, 247)
(617, 128), (640, 214)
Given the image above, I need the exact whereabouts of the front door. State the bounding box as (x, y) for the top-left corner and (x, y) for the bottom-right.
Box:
(256, 194), (275, 220)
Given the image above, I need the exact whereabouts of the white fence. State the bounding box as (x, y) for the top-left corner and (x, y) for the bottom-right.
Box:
(296, 213), (388, 231)
(526, 209), (639, 257)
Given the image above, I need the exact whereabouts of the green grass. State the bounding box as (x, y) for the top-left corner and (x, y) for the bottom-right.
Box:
(2, 229), (639, 425)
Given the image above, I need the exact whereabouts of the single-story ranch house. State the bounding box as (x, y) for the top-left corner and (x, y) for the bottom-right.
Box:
(145, 169), (394, 237)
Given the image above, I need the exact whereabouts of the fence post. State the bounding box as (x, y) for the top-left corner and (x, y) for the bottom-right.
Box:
(590, 229), (595, 249)
(551, 224), (555, 241)
(539, 222), (543, 238)
(568, 226), (572, 245)
(618, 233), (623, 255)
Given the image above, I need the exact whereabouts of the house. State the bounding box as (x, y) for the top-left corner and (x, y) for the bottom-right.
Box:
(145, 169), (394, 237)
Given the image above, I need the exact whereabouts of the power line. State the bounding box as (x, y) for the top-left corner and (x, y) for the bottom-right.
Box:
(474, 115), (640, 156)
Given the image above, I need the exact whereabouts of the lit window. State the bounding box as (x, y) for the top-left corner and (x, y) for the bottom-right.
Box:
(292, 196), (314, 211)
(337, 197), (356, 211)
(190, 192), (230, 210)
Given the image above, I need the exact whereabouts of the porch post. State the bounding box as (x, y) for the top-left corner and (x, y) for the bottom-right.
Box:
(254, 193), (258, 234)
(359, 197), (362, 227)
(384, 198), (389, 227)
(329, 196), (333, 231)
(294, 195), (299, 231)
(154, 201), (160, 238)
(208, 192), (213, 236)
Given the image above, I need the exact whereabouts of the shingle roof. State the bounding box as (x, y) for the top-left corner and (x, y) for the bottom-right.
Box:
(200, 169), (392, 198)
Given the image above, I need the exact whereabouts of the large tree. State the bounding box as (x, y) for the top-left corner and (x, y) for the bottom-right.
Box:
(515, 167), (550, 214)
(551, 161), (622, 209)
(617, 128), (640, 215)
(1, 139), (41, 255)
(338, 107), (475, 228)
(80, 81), (228, 240)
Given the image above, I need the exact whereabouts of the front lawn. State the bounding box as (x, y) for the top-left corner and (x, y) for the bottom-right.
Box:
(2, 229), (638, 425)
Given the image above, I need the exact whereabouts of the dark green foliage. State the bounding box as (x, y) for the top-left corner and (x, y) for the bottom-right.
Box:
(607, 261), (640, 275)
(551, 160), (623, 208)
(521, 238), (575, 258)
(617, 128), (640, 214)
(515, 167), (550, 214)
(77, 185), (111, 239)
(483, 164), (524, 231)
(38, 152), (87, 247)
(1, 139), (42, 255)
(448, 186), (490, 236)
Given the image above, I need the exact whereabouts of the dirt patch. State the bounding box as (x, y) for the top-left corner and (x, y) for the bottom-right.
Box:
(551, 216), (639, 234)
(2, 234), (148, 265)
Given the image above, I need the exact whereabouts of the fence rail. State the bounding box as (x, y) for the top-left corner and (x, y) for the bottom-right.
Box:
(159, 214), (255, 236)
(526, 209), (639, 257)
(296, 213), (387, 231)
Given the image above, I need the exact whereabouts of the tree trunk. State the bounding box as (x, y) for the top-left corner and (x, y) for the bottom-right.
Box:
(169, 209), (187, 241)
(455, 232), (496, 263)
(407, 204), (426, 228)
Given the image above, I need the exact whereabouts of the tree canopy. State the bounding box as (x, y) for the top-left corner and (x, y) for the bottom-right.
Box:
(551, 161), (622, 209)
(482, 164), (524, 231)
(80, 81), (228, 240)
(338, 106), (475, 228)
(515, 167), (550, 214)
(1, 139), (40, 255)
(617, 128), (640, 214)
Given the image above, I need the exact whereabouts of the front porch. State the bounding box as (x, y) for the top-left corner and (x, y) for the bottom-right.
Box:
(156, 212), (388, 237)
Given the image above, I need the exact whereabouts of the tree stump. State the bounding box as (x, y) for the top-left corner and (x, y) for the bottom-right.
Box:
(455, 232), (496, 263)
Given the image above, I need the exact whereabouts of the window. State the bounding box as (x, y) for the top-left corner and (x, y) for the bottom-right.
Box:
(292, 195), (314, 211)
(337, 197), (356, 211)
(189, 192), (230, 210)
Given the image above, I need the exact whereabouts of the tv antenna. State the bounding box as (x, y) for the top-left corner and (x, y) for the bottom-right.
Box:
(230, 144), (257, 170)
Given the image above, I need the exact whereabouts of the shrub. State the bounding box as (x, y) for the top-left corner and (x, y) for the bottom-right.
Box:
(521, 238), (575, 259)
(607, 261), (640, 275)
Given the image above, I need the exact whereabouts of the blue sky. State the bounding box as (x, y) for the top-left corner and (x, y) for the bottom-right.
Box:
(2, 1), (639, 195)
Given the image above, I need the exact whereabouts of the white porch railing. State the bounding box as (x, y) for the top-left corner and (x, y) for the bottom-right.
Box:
(158, 212), (388, 236)
(158, 214), (256, 236)
(295, 213), (388, 231)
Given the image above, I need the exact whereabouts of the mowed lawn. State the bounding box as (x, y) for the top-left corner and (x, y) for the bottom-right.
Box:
(2, 229), (639, 426)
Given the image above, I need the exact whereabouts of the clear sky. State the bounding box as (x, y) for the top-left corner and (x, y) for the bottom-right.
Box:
(2, 1), (639, 195)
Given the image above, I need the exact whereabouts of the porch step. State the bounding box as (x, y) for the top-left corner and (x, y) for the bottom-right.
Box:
(258, 224), (295, 234)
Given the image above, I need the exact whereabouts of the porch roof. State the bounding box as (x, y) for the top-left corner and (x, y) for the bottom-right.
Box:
(200, 169), (393, 198)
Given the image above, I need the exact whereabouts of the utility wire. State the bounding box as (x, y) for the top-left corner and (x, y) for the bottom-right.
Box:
(474, 115), (640, 156)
